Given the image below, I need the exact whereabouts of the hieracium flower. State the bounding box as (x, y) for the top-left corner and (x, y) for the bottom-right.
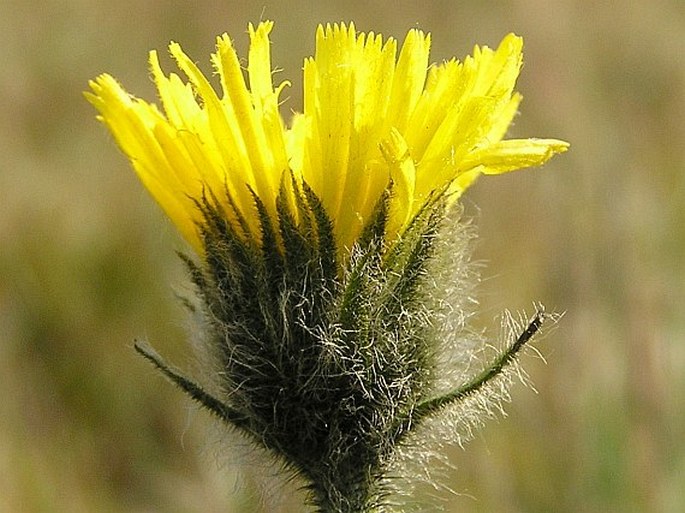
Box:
(87, 21), (568, 513)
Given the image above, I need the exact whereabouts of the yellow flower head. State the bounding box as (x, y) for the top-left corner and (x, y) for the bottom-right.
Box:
(95, 24), (570, 510)
(86, 21), (568, 257)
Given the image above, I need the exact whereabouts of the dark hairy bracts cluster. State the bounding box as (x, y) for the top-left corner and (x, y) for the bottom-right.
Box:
(135, 178), (547, 513)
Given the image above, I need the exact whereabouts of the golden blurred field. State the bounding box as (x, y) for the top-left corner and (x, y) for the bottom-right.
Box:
(1, 1), (683, 511)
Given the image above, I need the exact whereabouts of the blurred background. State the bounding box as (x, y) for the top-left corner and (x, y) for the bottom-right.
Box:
(1, 0), (683, 511)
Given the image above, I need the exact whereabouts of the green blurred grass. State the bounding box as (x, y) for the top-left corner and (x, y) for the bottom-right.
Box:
(1, 1), (683, 511)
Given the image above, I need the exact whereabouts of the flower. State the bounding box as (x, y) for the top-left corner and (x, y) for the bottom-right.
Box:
(88, 22), (569, 513)
(86, 21), (568, 260)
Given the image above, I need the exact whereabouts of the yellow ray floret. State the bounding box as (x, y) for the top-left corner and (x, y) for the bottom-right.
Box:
(86, 21), (569, 256)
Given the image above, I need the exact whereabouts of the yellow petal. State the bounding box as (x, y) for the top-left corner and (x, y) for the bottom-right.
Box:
(86, 74), (204, 251)
(386, 29), (431, 134)
(380, 128), (416, 236)
(463, 138), (570, 174)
